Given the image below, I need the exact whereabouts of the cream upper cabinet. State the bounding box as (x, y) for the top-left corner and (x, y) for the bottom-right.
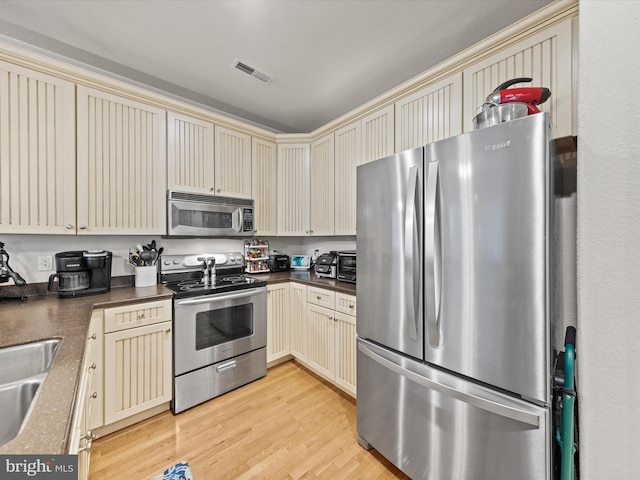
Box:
(334, 121), (361, 235)
(277, 143), (310, 236)
(462, 17), (574, 138)
(361, 104), (395, 164)
(214, 125), (252, 198)
(252, 137), (277, 236)
(310, 133), (335, 236)
(76, 86), (166, 234)
(0, 61), (76, 234)
(167, 111), (214, 194)
(395, 72), (463, 152)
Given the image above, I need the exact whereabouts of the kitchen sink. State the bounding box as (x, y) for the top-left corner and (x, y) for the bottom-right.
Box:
(0, 339), (60, 385)
(0, 378), (42, 447)
(0, 339), (60, 447)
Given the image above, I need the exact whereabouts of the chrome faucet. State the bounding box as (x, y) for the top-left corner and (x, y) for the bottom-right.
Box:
(197, 256), (216, 286)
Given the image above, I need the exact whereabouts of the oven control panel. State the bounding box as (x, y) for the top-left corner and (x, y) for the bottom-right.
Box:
(160, 252), (244, 273)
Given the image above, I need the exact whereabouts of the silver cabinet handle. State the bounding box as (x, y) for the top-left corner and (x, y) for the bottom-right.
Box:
(79, 225), (87, 230)
(90, 392), (98, 399)
(210, 187), (215, 192)
(348, 304), (354, 309)
(404, 165), (420, 341)
(165, 328), (171, 333)
(90, 363), (97, 370)
(316, 295), (321, 300)
(216, 188), (221, 192)
(425, 160), (440, 347)
(359, 342), (540, 427)
(137, 312), (145, 319)
(89, 333), (97, 340)
(65, 224), (74, 229)
(80, 430), (96, 441)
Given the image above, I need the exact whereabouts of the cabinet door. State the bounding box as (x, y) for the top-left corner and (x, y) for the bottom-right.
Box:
(462, 17), (573, 137)
(335, 292), (357, 317)
(334, 311), (357, 397)
(251, 137), (277, 236)
(334, 121), (361, 235)
(310, 133), (335, 236)
(277, 143), (310, 235)
(395, 72), (463, 152)
(267, 283), (290, 363)
(307, 285), (336, 310)
(77, 86), (166, 234)
(103, 321), (172, 425)
(0, 61), (76, 233)
(361, 104), (395, 164)
(167, 111), (214, 194)
(289, 282), (307, 360)
(306, 303), (335, 381)
(214, 125), (252, 198)
(104, 299), (172, 333)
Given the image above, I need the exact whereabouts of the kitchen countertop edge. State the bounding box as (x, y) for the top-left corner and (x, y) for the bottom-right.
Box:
(0, 284), (172, 455)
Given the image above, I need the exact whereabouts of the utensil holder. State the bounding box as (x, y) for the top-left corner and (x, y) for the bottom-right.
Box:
(135, 265), (157, 288)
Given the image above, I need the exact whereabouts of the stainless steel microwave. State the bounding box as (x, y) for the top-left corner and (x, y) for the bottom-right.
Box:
(167, 190), (254, 237)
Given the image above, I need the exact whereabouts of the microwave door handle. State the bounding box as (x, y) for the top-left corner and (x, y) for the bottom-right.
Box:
(232, 208), (243, 233)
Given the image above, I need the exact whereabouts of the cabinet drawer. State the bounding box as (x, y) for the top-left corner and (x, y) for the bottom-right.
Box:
(335, 292), (357, 317)
(307, 286), (335, 309)
(104, 299), (172, 333)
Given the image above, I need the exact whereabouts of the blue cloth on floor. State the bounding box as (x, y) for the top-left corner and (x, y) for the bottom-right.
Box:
(149, 462), (193, 480)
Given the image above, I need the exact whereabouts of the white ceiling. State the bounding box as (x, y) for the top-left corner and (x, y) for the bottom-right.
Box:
(0, 0), (552, 133)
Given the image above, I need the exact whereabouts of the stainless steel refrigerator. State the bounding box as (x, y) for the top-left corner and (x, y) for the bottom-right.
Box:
(356, 113), (564, 480)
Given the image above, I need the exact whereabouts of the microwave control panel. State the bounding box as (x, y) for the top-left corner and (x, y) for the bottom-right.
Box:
(243, 208), (254, 232)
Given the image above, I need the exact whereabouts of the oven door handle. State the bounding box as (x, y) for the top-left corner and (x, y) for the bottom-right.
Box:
(175, 286), (267, 305)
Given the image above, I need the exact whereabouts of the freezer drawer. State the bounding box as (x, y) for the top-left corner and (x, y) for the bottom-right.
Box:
(356, 339), (551, 480)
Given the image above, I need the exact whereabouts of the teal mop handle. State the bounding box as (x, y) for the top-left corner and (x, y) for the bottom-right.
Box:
(561, 327), (577, 480)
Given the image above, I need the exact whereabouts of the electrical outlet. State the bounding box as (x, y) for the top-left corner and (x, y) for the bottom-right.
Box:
(38, 255), (53, 271)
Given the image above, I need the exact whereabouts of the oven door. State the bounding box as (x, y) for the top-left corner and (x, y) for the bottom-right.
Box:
(173, 286), (267, 376)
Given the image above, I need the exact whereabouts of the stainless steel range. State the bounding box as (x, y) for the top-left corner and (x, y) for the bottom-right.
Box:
(160, 251), (267, 413)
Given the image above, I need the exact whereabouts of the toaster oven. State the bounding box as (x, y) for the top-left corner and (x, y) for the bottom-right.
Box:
(337, 251), (356, 283)
(268, 254), (290, 272)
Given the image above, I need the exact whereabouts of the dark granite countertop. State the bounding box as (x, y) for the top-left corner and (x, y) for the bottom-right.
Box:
(0, 285), (172, 455)
(251, 270), (356, 295)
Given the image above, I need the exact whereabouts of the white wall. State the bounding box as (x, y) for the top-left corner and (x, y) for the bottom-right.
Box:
(578, 2), (640, 477)
(0, 234), (355, 285)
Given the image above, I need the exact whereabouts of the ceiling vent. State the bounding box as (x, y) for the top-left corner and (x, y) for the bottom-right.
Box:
(231, 59), (274, 85)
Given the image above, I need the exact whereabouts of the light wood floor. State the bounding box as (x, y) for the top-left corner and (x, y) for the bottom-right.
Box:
(89, 360), (409, 480)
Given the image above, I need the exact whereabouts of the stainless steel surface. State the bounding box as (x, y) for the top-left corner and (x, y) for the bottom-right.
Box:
(0, 379), (42, 447)
(0, 339), (60, 385)
(473, 102), (528, 129)
(161, 252), (244, 274)
(173, 286), (267, 376)
(357, 146), (423, 359)
(0, 339), (60, 448)
(173, 347), (266, 413)
(423, 113), (552, 404)
(167, 190), (254, 237)
(357, 339), (550, 480)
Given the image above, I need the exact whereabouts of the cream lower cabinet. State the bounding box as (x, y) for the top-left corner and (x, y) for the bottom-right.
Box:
(69, 311), (103, 480)
(267, 283), (290, 363)
(102, 299), (173, 425)
(303, 286), (357, 397)
(289, 282), (307, 360)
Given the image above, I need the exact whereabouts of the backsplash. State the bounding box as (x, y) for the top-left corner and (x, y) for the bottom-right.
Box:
(0, 234), (356, 286)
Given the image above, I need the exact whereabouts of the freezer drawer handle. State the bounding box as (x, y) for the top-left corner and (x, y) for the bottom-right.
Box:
(359, 343), (540, 427)
(425, 160), (441, 347)
(404, 165), (421, 340)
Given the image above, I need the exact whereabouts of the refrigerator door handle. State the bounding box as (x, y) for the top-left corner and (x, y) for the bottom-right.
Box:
(359, 341), (540, 428)
(425, 160), (441, 347)
(404, 165), (420, 340)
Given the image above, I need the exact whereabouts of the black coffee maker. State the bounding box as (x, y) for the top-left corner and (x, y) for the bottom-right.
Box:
(48, 250), (113, 298)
